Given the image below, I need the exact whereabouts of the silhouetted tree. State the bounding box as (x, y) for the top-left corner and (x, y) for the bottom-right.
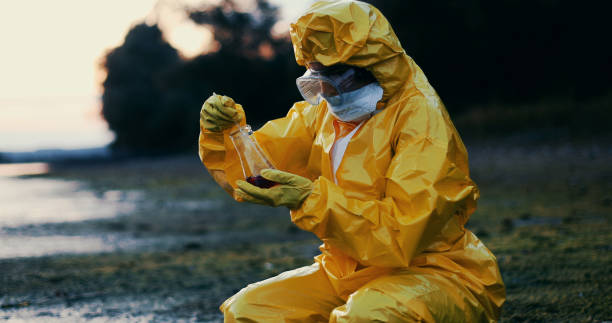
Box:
(101, 0), (302, 153)
(102, 23), (184, 153)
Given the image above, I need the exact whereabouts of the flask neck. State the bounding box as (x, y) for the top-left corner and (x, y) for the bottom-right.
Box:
(229, 124), (252, 136)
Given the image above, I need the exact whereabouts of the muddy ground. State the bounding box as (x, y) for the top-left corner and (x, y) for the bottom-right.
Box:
(1, 139), (611, 322)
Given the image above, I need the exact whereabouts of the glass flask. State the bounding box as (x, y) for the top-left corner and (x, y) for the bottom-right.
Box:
(229, 125), (277, 188)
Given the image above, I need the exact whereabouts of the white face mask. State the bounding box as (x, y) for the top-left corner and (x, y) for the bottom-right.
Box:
(325, 82), (384, 122)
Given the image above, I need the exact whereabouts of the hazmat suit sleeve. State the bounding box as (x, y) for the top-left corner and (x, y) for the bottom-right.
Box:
(199, 101), (318, 196)
(251, 101), (319, 179)
(198, 103), (247, 195)
(290, 97), (479, 268)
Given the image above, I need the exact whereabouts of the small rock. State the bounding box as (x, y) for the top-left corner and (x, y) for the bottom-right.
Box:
(135, 222), (152, 231)
(475, 229), (490, 238)
(183, 242), (202, 250)
(500, 218), (514, 232)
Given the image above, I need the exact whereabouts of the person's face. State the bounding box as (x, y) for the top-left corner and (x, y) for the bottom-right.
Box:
(296, 61), (378, 106)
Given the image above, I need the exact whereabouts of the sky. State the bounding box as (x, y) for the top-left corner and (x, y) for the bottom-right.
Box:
(0, 0), (313, 152)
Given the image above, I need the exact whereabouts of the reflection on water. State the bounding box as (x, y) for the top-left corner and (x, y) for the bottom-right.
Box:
(2, 294), (223, 322)
(0, 234), (209, 259)
(0, 174), (225, 259)
(0, 170), (145, 259)
(0, 164), (225, 260)
(0, 176), (141, 228)
(0, 162), (49, 176)
(0, 235), (113, 259)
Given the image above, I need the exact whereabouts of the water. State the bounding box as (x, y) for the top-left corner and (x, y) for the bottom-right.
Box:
(0, 163), (49, 177)
(0, 176), (141, 228)
(1, 294), (223, 322)
(0, 173), (147, 259)
(0, 162), (227, 260)
(0, 235), (115, 259)
(0, 163), (146, 259)
(0, 161), (245, 320)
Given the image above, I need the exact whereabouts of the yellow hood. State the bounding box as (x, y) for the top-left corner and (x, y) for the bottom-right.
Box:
(290, 0), (412, 102)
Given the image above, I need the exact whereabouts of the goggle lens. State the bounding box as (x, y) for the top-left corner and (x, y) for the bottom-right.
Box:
(296, 77), (342, 105)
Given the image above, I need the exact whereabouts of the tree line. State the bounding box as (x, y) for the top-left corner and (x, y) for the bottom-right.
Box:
(101, 0), (610, 153)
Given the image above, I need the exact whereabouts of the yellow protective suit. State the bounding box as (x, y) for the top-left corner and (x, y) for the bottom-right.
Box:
(198, 1), (506, 322)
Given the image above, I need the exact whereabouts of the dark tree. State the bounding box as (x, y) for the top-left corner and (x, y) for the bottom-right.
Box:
(101, 0), (303, 154)
(101, 23), (186, 153)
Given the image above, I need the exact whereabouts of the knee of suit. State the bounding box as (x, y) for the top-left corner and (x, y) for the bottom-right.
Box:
(220, 287), (254, 321)
(331, 287), (427, 323)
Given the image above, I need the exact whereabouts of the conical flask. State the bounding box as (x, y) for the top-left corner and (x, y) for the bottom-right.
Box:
(229, 124), (277, 188)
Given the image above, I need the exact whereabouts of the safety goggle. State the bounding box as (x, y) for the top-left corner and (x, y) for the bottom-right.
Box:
(296, 65), (372, 106)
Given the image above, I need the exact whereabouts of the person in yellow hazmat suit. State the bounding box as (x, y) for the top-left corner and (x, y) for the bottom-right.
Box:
(198, 1), (506, 322)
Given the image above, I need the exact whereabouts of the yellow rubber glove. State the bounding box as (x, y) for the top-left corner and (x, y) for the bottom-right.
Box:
(235, 169), (313, 209)
(200, 93), (242, 132)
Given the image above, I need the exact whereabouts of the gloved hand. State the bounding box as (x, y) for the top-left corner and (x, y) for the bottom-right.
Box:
(200, 93), (242, 132)
(235, 169), (313, 209)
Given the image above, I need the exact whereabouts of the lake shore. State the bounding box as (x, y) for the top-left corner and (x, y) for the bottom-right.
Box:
(1, 140), (611, 321)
